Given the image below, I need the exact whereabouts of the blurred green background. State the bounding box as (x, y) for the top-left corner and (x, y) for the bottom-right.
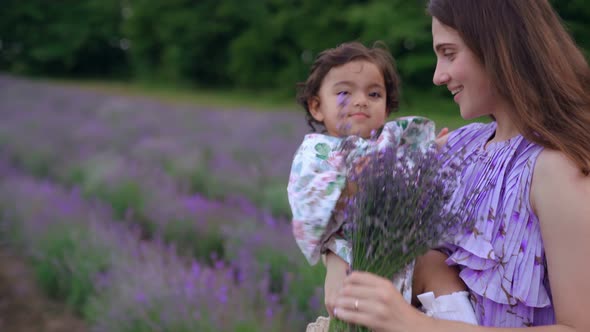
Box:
(0, 1), (589, 331)
(1, 0), (588, 120)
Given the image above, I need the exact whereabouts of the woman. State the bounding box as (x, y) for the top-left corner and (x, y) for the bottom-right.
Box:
(332, 0), (590, 330)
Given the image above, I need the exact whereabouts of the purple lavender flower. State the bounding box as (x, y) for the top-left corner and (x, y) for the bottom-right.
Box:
(330, 137), (474, 332)
(0, 75), (331, 330)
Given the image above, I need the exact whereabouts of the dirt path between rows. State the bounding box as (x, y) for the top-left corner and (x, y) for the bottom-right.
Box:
(0, 248), (88, 332)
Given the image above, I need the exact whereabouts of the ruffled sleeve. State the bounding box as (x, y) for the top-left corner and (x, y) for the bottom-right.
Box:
(287, 133), (347, 265)
(390, 116), (436, 150)
(288, 116), (436, 266)
(343, 116), (436, 163)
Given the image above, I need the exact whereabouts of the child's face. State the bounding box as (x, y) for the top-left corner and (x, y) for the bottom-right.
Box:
(309, 60), (388, 138)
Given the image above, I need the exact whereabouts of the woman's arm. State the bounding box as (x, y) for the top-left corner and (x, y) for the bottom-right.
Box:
(334, 271), (577, 332)
(530, 149), (590, 331)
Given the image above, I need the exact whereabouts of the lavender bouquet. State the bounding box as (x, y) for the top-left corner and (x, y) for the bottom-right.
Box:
(328, 134), (473, 332)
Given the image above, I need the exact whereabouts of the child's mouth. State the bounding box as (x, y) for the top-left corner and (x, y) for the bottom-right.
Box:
(349, 112), (369, 119)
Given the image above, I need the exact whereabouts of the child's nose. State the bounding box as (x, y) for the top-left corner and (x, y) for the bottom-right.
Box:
(353, 93), (368, 107)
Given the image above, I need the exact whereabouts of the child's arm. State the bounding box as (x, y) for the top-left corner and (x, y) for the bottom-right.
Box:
(413, 250), (466, 302)
(413, 250), (478, 325)
(320, 181), (357, 316)
(324, 250), (349, 317)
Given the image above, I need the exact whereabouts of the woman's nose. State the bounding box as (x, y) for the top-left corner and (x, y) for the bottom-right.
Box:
(433, 65), (450, 86)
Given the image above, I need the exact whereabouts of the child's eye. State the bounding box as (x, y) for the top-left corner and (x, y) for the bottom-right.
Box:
(369, 92), (382, 98)
(337, 91), (350, 106)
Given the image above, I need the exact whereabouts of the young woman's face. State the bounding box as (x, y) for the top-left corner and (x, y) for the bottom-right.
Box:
(309, 60), (388, 138)
(431, 18), (500, 120)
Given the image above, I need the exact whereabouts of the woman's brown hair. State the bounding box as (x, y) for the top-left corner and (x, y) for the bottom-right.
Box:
(428, 0), (590, 174)
(296, 41), (400, 132)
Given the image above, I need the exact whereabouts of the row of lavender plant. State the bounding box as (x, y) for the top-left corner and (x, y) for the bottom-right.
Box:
(0, 158), (322, 331)
(0, 75), (326, 312)
(0, 145), (326, 321)
(0, 74), (306, 217)
(0, 134), (326, 306)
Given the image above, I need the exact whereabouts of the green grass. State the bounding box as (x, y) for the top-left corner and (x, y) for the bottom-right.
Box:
(41, 77), (294, 111)
(41, 77), (477, 130)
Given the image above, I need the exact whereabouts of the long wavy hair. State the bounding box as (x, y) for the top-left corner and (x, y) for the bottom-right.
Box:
(428, 0), (590, 174)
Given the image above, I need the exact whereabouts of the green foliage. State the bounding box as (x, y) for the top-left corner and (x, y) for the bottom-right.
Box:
(12, 150), (54, 178)
(63, 165), (87, 187)
(551, 0), (590, 57)
(188, 166), (226, 200)
(0, 0), (127, 76)
(345, 1), (434, 87)
(288, 264), (326, 316)
(251, 246), (326, 319)
(254, 181), (292, 217)
(33, 224), (110, 312)
(163, 220), (225, 265)
(122, 0), (246, 85)
(89, 180), (144, 220)
(1, 0), (589, 95)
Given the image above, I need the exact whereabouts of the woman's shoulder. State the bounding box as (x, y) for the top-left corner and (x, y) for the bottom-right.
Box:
(536, 148), (573, 165)
(531, 148), (588, 212)
(529, 151), (590, 326)
(534, 149), (583, 184)
(530, 148), (590, 224)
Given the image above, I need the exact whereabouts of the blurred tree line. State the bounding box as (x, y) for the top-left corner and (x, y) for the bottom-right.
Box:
(0, 0), (589, 97)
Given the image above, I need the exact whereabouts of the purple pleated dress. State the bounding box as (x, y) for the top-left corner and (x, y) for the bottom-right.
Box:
(443, 122), (556, 327)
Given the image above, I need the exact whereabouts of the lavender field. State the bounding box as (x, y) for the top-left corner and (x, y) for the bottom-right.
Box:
(0, 74), (326, 331)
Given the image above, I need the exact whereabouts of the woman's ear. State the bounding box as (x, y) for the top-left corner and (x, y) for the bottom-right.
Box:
(308, 96), (324, 122)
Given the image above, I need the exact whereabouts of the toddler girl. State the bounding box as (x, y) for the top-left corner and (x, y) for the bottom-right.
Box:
(287, 42), (478, 330)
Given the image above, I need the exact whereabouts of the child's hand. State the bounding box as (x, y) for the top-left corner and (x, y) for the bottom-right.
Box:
(324, 251), (349, 316)
(437, 127), (449, 138)
(435, 127), (450, 150)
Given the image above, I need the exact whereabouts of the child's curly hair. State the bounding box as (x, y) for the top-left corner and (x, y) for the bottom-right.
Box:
(296, 41), (400, 132)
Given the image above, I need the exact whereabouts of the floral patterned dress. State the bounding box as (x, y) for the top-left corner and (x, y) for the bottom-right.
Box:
(287, 116), (436, 269)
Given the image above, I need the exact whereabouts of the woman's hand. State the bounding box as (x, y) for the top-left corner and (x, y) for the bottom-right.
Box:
(333, 271), (433, 332)
(324, 251), (349, 317)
